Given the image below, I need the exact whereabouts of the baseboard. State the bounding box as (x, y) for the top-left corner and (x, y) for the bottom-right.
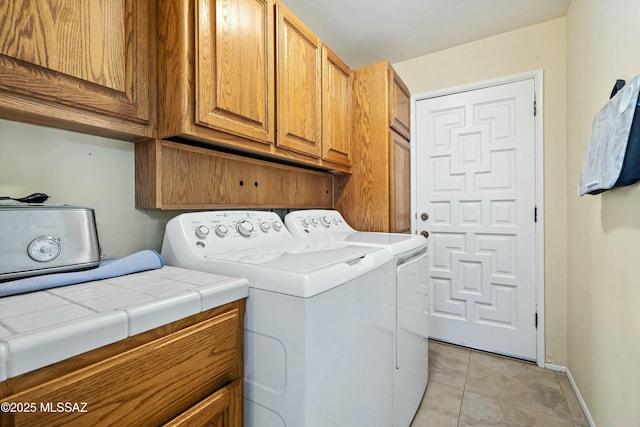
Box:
(545, 363), (566, 372)
(545, 363), (596, 427)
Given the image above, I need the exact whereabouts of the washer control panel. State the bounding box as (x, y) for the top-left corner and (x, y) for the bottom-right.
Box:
(284, 210), (354, 239)
(164, 211), (291, 254)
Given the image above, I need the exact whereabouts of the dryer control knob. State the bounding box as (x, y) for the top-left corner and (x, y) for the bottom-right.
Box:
(260, 221), (271, 233)
(215, 224), (228, 237)
(236, 220), (254, 237)
(310, 218), (319, 227)
(272, 221), (283, 231)
(195, 225), (210, 239)
(301, 218), (310, 228)
(320, 216), (331, 227)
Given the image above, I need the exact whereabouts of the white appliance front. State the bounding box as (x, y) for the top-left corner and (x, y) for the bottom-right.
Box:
(161, 210), (395, 427)
(285, 209), (429, 427)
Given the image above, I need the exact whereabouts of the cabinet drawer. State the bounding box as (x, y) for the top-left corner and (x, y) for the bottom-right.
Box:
(164, 378), (242, 427)
(0, 307), (242, 427)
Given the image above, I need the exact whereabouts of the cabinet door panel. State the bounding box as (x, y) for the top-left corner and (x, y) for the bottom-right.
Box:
(322, 46), (351, 166)
(390, 131), (411, 233)
(389, 68), (411, 140)
(197, 0), (275, 144)
(276, 2), (322, 157)
(0, 0), (150, 123)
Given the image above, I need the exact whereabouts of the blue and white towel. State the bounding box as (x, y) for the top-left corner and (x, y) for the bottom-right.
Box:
(0, 250), (164, 297)
(580, 75), (640, 195)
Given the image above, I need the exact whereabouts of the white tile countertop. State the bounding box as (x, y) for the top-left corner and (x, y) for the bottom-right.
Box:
(0, 266), (249, 382)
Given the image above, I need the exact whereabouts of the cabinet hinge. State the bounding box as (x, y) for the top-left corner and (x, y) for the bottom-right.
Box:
(535, 312), (538, 329)
(534, 206), (537, 223)
(533, 94), (537, 117)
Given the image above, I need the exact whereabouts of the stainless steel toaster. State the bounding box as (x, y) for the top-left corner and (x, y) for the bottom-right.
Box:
(0, 205), (101, 281)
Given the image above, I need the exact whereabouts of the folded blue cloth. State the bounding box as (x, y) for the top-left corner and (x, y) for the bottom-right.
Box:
(0, 250), (164, 298)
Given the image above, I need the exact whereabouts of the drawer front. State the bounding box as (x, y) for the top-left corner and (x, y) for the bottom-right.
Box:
(164, 378), (242, 427)
(0, 307), (242, 427)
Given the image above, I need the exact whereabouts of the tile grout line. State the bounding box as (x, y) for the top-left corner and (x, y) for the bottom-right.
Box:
(553, 371), (576, 424)
(456, 348), (473, 426)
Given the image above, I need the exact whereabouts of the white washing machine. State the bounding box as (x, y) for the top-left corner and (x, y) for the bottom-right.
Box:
(161, 210), (395, 427)
(285, 209), (429, 427)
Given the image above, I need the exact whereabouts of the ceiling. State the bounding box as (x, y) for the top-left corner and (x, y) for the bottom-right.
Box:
(281, 0), (571, 68)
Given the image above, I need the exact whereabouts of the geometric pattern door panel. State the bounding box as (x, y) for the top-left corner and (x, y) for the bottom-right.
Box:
(415, 79), (537, 360)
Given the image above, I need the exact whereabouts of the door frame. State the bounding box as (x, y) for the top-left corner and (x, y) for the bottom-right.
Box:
(410, 70), (545, 367)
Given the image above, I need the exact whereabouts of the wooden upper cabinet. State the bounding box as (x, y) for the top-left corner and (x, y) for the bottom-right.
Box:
(322, 46), (352, 167)
(275, 1), (322, 158)
(0, 0), (153, 141)
(135, 140), (333, 210)
(158, 0), (275, 150)
(196, 0), (275, 144)
(157, 0), (349, 172)
(389, 68), (411, 140)
(334, 61), (411, 233)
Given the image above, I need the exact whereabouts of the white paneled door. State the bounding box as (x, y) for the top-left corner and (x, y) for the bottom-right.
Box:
(415, 79), (537, 360)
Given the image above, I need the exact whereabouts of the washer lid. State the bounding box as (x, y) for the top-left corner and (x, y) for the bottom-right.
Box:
(201, 240), (393, 297)
(205, 241), (376, 273)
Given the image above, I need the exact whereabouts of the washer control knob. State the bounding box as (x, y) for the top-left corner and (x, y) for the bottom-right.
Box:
(272, 221), (283, 231)
(260, 221), (271, 233)
(215, 224), (228, 237)
(301, 218), (310, 228)
(332, 217), (340, 225)
(236, 220), (254, 237)
(310, 218), (319, 227)
(195, 225), (210, 239)
(320, 216), (331, 227)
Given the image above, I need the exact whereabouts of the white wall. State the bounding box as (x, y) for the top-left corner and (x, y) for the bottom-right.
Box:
(393, 17), (568, 366)
(566, 0), (640, 424)
(0, 119), (176, 258)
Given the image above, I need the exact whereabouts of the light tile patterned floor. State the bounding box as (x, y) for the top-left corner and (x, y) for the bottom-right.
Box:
(411, 341), (590, 427)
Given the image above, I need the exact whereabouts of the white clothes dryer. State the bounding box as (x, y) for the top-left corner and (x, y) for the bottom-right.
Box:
(162, 210), (395, 427)
(285, 209), (429, 427)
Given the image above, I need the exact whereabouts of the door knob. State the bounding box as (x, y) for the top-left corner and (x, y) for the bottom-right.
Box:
(420, 213), (429, 221)
(420, 230), (429, 239)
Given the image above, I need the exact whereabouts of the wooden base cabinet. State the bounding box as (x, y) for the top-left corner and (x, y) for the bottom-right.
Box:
(334, 61), (411, 233)
(0, 301), (245, 427)
(0, 0), (155, 141)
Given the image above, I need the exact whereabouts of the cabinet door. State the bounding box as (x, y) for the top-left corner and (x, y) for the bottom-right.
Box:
(390, 130), (411, 233)
(0, 0), (150, 130)
(164, 379), (242, 427)
(389, 67), (411, 140)
(276, 2), (322, 158)
(322, 46), (351, 167)
(196, 0), (275, 144)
